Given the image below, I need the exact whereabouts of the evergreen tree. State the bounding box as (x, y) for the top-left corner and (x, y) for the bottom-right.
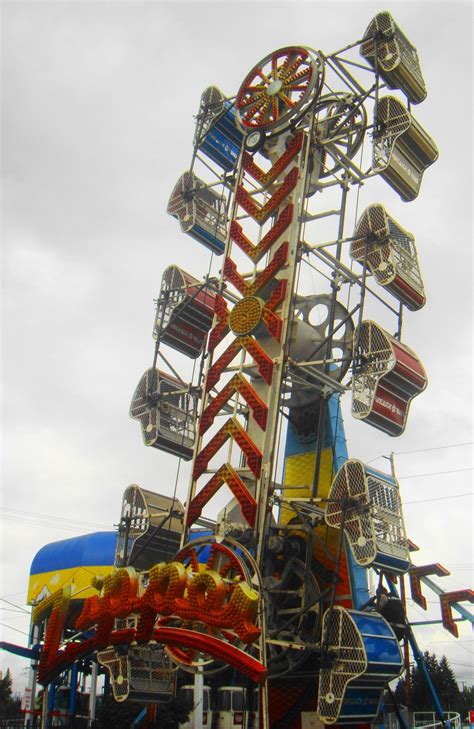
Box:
(458, 685), (474, 722)
(150, 695), (190, 729)
(94, 694), (141, 728)
(93, 693), (190, 729)
(0, 669), (12, 706)
(394, 652), (462, 712)
(0, 669), (22, 720)
(438, 655), (460, 709)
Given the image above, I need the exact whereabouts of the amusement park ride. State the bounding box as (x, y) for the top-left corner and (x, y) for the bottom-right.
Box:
(22, 11), (473, 729)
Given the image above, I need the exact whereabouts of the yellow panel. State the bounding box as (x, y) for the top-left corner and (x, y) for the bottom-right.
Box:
(279, 447), (333, 525)
(27, 565), (115, 605)
(279, 446), (353, 607)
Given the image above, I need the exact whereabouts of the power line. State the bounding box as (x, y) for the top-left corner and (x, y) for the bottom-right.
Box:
(408, 599), (473, 605)
(1, 506), (110, 530)
(0, 599), (30, 614)
(404, 492), (472, 504)
(1, 513), (112, 534)
(407, 604), (474, 655)
(395, 442), (474, 456)
(367, 442), (474, 463)
(0, 623), (30, 637)
(0, 608), (28, 614)
(429, 640), (473, 644)
(0, 516), (105, 534)
(0, 591), (27, 600)
(398, 468), (473, 479)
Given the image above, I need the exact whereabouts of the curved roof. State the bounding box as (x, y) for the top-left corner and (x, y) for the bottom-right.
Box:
(30, 531), (116, 576)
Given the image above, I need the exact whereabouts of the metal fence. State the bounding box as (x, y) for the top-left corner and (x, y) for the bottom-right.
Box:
(412, 711), (462, 729)
(0, 719), (25, 729)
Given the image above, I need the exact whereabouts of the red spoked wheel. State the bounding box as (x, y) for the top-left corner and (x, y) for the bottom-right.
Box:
(236, 46), (324, 132)
(160, 538), (260, 675)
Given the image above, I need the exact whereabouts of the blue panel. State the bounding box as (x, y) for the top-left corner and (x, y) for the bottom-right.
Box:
(190, 225), (225, 255)
(327, 394), (349, 470)
(188, 530), (214, 563)
(373, 551), (410, 573)
(338, 685), (383, 722)
(30, 532), (116, 575)
(189, 529), (246, 565)
(197, 104), (243, 171)
(327, 395), (370, 608)
(283, 397), (370, 608)
(365, 465), (397, 485)
(363, 636), (402, 666)
(351, 612), (393, 636)
(200, 132), (240, 171)
(351, 612), (402, 670)
(218, 104), (244, 145)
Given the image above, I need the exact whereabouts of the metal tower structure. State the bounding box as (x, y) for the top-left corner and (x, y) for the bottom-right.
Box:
(26, 11), (473, 729)
(128, 11), (472, 727)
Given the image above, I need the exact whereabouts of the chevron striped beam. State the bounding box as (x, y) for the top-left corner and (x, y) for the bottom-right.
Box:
(236, 167), (299, 224)
(200, 374), (268, 434)
(230, 204), (293, 263)
(193, 417), (263, 480)
(186, 464), (257, 527)
(242, 131), (303, 186)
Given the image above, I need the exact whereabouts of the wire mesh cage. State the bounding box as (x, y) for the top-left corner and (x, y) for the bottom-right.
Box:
(97, 646), (176, 703)
(372, 96), (438, 201)
(325, 459), (411, 573)
(153, 265), (216, 358)
(194, 86), (243, 171)
(360, 11), (427, 104)
(352, 321), (427, 436)
(317, 607), (403, 724)
(167, 170), (227, 255)
(128, 645), (176, 702)
(130, 368), (197, 460)
(97, 649), (130, 702)
(114, 485), (184, 569)
(350, 203), (426, 310)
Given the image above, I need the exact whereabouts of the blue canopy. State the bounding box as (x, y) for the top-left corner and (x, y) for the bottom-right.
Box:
(30, 531), (116, 575)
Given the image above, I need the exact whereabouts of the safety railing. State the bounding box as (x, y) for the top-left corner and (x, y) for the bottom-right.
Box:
(412, 711), (461, 729)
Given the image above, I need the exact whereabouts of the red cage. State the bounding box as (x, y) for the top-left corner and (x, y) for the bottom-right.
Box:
(352, 321), (427, 436)
(153, 266), (216, 359)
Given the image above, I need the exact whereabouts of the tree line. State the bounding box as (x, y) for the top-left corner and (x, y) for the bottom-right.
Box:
(394, 651), (473, 719)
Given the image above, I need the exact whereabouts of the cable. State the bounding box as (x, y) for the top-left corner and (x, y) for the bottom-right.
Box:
(0, 606), (29, 615)
(0, 515), (109, 534)
(367, 442), (474, 463)
(398, 468), (473, 479)
(408, 599), (473, 605)
(1, 505), (111, 528)
(395, 442), (473, 456)
(404, 492), (472, 505)
(0, 599), (29, 614)
(429, 640), (473, 644)
(1, 517), (106, 532)
(0, 623), (30, 637)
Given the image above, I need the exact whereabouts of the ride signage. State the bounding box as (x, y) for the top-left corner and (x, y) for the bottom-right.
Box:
(32, 559), (266, 686)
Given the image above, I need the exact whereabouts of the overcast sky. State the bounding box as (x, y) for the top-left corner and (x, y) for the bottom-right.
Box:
(1, 0), (473, 696)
